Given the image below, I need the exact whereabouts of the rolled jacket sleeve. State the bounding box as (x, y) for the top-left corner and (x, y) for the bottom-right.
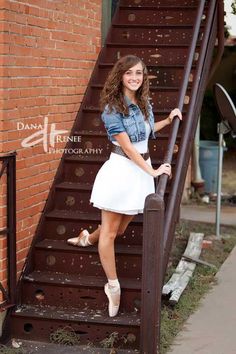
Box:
(101, 107), (126, 138)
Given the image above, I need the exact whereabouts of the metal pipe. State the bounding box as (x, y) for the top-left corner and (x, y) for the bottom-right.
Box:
(0, 151), (17, 309)
(216, 124), (223, 238)
(7, 153), (17, 304)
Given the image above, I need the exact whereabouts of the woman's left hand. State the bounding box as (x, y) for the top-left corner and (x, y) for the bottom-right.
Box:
(168, 108), (182, 124)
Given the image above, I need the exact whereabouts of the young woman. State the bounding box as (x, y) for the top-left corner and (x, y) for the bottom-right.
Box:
(67, 55), (182, 317)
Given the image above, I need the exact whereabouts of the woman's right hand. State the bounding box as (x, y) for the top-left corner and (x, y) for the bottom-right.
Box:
(151, 163), (171, 178)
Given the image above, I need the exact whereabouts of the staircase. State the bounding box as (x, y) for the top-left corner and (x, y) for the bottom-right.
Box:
(4, 0), (224, 352)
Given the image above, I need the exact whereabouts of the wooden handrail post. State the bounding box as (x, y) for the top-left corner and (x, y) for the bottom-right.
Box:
(140, 193), (164, 354)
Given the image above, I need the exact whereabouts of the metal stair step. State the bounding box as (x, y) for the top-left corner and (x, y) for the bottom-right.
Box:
(119, 5), (198, 9)
(98, 62), (195, 68)
(55, 181), (92, 191)
(63, 154), (176, 185)
(115, 7), (207, 27)
(64, 131), (180, 168)
(41, 219), (144, 245)
(35, 239), (142, 255)
(119, 0), (208, 6)
(73, 129), (181, 140)
(91, 84), (185, 90)
(90, 83), (186, 92)
(61, 133), (180, 174)
(95, 63), (195, 87)
(54, 181), (171, 192)
(42, 209), (144, 245)
(64, 154), (168, 165)
(100, 45), (198, 65)
(23, 271), (141, 289)
(108, 26), (203, 45)
(11, 304), (140, 347)
(34, 239), (143, 277)
(82, 107), (187, 114)
(52, 180), (171, 214)
(85, 85), (191, 109)
(12, 304), (140, 327)
(73, 129), (106, 136)
(64, 154), (108, 163)
(8, 339), (139, 354)
(79, 108), (186, 132)
(45, 209), (102, 221)
(44, 209), (144, 228)
(106, 42), (201, 48)
(112, 24), (204, 29)
(22, 271), (142, 312)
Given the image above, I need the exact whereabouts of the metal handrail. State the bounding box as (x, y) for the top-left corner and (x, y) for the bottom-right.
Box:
(163, 0), (221, 273)
(0, 151), (17, 310)
(155, 0), (207, 198)
(141, 1), (222, 352)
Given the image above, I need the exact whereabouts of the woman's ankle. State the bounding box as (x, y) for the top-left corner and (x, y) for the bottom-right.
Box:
(108, 278), (120, 292)
(89, 224), (101, 243)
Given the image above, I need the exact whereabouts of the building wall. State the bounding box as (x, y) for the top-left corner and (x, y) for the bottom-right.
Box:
(0, 0), (101, 301)
(207, 46), (236, 92)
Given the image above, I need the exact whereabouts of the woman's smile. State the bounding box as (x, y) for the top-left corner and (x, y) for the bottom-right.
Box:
(122, 62), (144, 95)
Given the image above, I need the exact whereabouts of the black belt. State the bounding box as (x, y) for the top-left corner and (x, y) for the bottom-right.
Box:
(111, 145), (150, 161)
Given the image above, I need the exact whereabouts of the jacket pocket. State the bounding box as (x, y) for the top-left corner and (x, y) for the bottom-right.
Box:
(122, 116), (138, 141)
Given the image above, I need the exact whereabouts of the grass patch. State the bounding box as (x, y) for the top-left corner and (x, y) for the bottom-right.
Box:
(49, 326), (80, 346)
(0, 344), (26, 354)
(160, 220), (236, 353)
(99, 332), (119, 349)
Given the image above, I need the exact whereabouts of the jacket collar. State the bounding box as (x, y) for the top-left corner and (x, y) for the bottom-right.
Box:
(124, 95), (137, 107)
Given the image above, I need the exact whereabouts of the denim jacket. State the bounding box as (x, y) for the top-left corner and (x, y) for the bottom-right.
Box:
(101, 96), (157, 143)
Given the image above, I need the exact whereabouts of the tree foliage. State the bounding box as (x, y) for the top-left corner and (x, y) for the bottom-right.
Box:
(231, 0), (236, 15)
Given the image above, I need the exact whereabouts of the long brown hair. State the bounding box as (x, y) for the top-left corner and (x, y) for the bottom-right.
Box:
(100, 55), (150, 119)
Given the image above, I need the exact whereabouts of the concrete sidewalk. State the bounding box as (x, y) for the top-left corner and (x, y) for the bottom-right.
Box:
(180, 204), (236, 226)
(168, 204), (236, 354)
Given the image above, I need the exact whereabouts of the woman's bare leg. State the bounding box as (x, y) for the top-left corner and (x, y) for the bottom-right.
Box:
(86, 224), (101, 244)
(88, 213), (135, 245)
(98, 210), (123, 280)
(98, 210), (124, 317)
(117, 214), (135, 235)
(98, 211), (136, 317)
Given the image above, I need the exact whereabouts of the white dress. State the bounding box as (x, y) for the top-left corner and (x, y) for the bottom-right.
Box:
(89, 121), (155, 215)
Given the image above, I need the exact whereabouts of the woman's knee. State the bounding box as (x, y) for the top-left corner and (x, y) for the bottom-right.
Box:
(100, 229), (118, 242)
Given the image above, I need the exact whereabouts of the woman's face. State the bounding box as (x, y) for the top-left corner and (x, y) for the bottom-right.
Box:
(122, 62), (144, 95)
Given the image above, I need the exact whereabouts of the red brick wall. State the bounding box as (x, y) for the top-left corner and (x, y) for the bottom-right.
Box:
(0, 0), (101, 301)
